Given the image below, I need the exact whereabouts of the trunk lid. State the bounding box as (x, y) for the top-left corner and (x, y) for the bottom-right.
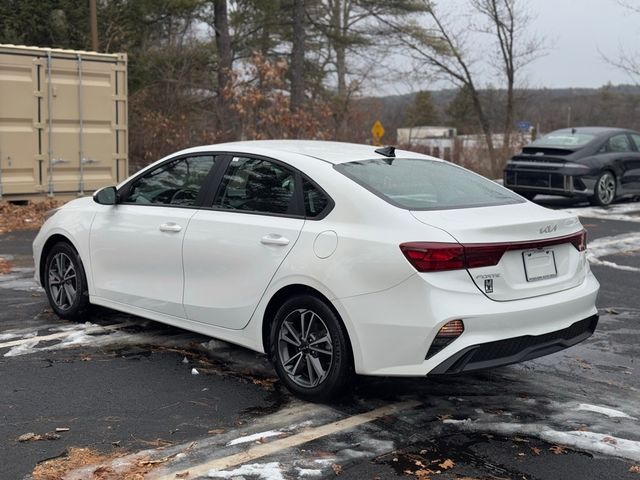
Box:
(411, 203), (587, 301)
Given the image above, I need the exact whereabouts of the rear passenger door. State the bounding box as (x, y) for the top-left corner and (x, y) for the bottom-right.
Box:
(600, 134), (638, 193)
(182, 156), (305, 330)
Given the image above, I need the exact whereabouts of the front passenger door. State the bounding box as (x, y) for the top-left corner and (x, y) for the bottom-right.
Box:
(182, 156), (305, 330)
(90, 154), (218, 318)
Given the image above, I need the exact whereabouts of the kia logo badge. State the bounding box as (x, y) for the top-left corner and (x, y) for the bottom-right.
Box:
(539, 224), (558, 234)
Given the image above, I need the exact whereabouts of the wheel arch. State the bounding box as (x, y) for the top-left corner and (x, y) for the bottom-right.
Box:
(39, 233), (81, 286)
(261, 283), (355, 367)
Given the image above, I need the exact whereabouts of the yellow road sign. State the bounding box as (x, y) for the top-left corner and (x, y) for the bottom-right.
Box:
(371, 120), (385, 139)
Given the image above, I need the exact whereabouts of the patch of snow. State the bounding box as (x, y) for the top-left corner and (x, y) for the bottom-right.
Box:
(225, 430), (285, 447)
(191, 368), (199, 375)
(564, 202), (640, 223)
(0, 268), (42, 291)
(3, 339), (41, 357)
(576, 403), (637, 420)
(296, 468), (322, 476)
(208, 461), (285, 480)
(445, 419), (640, 462)
(585, 232), (640, 272)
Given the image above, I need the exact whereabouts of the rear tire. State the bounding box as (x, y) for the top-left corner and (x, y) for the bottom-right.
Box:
(590, 171), (616, 206)
(270, 294), (352, 401)
(44, 242), (90, 321)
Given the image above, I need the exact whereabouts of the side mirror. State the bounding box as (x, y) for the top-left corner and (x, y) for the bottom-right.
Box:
(93, 186), (118, 205)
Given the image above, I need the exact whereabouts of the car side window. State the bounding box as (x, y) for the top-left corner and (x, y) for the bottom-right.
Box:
(630, 134), (640, 151)
(123, 155), (216, 206)
(303, 178), (329, 218)
(603, 134), (633, 153)
(214, 157), (297, 215)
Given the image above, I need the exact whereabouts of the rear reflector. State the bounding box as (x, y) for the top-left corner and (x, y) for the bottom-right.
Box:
(401, 230), (587, 272)
(426, 320), (465, 359)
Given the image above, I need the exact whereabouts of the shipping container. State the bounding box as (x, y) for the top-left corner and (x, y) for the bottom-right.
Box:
(0, 44), (127, 201)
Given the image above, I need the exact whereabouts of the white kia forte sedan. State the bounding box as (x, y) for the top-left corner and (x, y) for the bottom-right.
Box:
(33, 141), (599, 400)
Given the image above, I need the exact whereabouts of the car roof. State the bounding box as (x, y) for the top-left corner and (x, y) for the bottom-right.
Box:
(547, 126), (638, 137)
(174, 140), (433, 165)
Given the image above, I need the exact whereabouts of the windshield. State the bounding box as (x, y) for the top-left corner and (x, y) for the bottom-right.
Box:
(530, 131), (595, 148)
(335, 158), (523, 210)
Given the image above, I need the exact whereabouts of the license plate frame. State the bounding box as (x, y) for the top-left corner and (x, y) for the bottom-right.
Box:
(522, 248), (558, 282)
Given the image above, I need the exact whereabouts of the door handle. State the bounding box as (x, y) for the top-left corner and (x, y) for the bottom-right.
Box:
(260, 234), (290, 246)
(159, 222), (182, 233)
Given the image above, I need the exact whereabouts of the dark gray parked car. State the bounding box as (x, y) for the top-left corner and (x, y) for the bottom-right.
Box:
(503, 127), (640, 206)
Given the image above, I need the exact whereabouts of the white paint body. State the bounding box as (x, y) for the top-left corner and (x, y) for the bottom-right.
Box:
(33, 140), (599, 376)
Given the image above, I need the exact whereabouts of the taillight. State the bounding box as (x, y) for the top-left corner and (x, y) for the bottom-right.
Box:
(399, 243), (465, 272)
(400, 229), (587, 272)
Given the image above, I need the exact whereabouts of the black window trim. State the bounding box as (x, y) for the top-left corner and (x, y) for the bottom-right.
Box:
(117, 150), (335, 220)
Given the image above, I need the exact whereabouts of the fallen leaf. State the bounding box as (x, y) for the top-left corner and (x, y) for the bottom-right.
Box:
(602, 436), (618, 445)
(175, 472), (190, 478)
(18, 433), (38, 442)
(549, 445), (567, 455)
(513, 437), (529, 443)
(331, 463), (343, 475)
(530, 447), (541, 456)
(629, 465), (640, 473)
(438, 458), (455, 470)
(208, 428), (225, 435)
(437, 414), (452, 421)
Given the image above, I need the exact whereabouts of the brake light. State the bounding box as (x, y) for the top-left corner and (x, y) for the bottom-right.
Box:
(399, 243), (465, 272)
(400, 229), (587, 272)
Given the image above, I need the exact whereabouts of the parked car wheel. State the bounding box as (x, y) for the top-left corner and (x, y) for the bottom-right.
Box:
(270, 295), (352, 401)
(590, 171), (617, 206)
(44, 242), (90, 320)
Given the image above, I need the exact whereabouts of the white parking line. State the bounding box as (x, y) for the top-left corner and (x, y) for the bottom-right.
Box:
(0, 323), (127, 350)
(152, 399), (421, 480)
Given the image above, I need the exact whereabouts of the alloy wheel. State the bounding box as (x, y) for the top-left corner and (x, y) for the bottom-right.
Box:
(48, 252), (77, 310)
(277, 308), (334, 388)
(597, 172), (616, 205)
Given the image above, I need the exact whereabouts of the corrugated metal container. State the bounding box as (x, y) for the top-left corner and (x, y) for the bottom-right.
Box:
(0, 44), (127, 201)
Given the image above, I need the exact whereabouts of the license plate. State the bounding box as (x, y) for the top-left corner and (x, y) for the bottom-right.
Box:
(522, 249), (557, 282)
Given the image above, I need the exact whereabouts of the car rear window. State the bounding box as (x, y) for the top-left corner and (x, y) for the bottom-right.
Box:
(335, 158), (523, 210)
(530, 131), (595, 147)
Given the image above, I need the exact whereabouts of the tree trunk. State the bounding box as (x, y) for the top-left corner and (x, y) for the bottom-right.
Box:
(214, 0), (232, 137)
(290, 0), (305, 112)
(468, 86), (497, 174)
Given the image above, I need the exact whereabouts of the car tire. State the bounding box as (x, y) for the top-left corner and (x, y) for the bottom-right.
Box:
(44, 242), (90, 321)
(515, 191), (537, 201)
(590, 171), (617, 206)
(270, 294), (353, 401)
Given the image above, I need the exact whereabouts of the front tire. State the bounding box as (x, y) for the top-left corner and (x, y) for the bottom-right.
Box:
(590, 171), (616, 206)
(44, 242), (90, 320)
(270, 295), (352, 401)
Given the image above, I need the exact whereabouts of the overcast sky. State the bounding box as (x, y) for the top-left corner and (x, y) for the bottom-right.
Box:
(374, 0), (640, 95)
(529, 0), (637, 88)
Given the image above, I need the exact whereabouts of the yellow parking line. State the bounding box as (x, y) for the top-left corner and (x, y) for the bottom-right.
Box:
(152, 399), (421, 480)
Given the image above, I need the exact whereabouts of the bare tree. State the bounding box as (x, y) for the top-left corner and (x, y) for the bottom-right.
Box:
(213, 0), (232, 137)
(472, 0), (543, 150)
(290, 0), (306, 112)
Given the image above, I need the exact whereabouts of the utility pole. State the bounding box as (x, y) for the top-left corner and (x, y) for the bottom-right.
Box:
(89, 0), (99, 51)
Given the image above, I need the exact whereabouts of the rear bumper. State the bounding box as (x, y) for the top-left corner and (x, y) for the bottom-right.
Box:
(335, 269), (599, 376)
(503, 167), (596, 197)
(429, 314), (598, 375)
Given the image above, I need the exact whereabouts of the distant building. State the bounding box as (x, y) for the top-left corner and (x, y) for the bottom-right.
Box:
(397, 125), (533, 162)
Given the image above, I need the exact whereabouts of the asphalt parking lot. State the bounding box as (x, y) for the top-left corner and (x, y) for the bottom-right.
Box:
(1, 198), (640, 480)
